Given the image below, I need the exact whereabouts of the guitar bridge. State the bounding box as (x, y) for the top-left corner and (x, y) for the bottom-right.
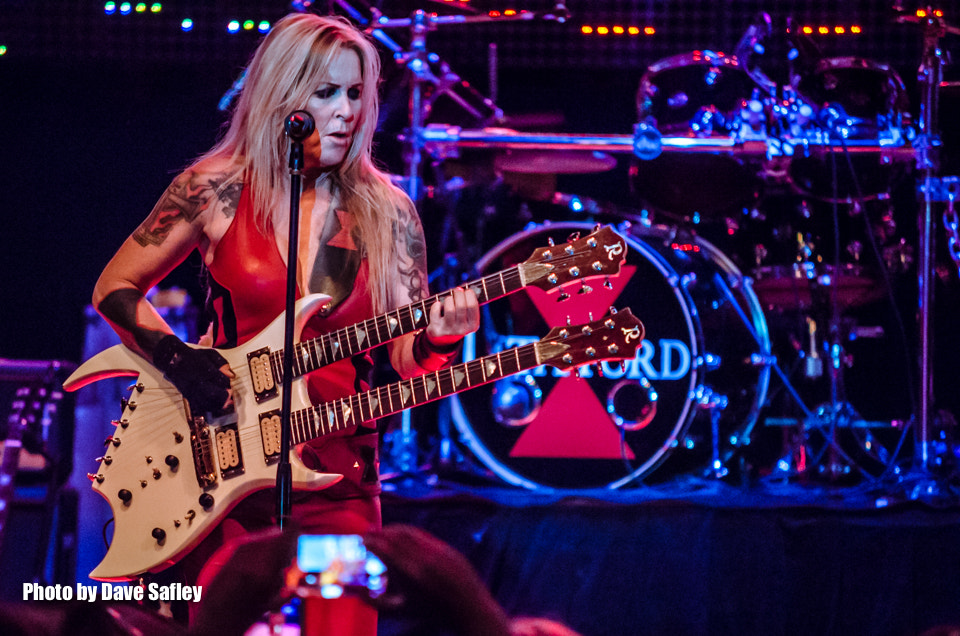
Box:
(189, 415), (218, 488)
(247, 347), (278, 403)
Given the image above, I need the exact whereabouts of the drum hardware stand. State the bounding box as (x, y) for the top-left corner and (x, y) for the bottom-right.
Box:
(693, 387), (730, 479)
(891, 4), (958, 498)
(704, 269), (863, 482)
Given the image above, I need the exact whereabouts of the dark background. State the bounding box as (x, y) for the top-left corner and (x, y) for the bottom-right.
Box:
(1, 0), (958, 425)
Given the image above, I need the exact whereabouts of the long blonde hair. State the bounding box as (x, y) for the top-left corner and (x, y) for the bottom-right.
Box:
(198, 13), (414, 313)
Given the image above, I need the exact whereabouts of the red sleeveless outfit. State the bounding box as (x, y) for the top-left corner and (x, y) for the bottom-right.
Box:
(181, 187), (383, 631)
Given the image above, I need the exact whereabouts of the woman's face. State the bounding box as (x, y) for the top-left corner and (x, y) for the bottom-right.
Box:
(303, 47), (363, 174)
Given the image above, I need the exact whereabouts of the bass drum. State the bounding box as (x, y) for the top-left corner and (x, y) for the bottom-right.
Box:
(449, 222), (772, 490)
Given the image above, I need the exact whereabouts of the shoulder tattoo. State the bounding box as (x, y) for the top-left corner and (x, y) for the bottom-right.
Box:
(132, 171), (236, 247)
(395, 211), (426, 302)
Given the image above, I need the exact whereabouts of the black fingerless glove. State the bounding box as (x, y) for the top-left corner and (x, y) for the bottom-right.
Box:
(152, 334), (232, 416)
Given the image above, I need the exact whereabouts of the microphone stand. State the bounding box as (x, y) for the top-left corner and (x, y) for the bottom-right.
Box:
(276, 111), (316, 529)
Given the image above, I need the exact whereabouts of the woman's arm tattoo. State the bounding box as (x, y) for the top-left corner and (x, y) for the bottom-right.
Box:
(96, 288), (168, 354)
(396, 213), (427, 302)
(132, 171), (234, 247)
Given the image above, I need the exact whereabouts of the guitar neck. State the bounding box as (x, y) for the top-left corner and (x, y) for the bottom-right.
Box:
(279, 263), (537, 379)
(288, 339), (565, 445)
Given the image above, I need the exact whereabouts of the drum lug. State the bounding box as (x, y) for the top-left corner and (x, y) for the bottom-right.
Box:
(696, 353), (722, 371)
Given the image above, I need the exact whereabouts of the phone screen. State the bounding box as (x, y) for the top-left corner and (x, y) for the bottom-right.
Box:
(295, 534), (387, 600)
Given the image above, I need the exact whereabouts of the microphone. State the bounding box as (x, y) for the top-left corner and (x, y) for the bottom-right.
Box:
(285, 110), (316, 142)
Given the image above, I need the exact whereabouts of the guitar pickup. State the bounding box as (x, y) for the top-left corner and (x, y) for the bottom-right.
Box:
(258, 409), (282, 464)
(247, 347), (278, 403)
(214, 422), (244, 479)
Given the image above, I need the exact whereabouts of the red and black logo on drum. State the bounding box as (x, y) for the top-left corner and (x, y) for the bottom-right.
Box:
(450, 223), (770, 490)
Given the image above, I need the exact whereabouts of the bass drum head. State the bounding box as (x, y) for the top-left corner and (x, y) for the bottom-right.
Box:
(449, 222), (771, 490)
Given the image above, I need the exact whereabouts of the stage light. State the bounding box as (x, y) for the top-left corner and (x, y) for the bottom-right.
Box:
(581, 24), (653, 37)
(104, 2), (116, 14)
(258, 20), (270, 33)
(150, 3), (161, 13)
(0, 45), (6, 56)
(802, 24), (863, 36)
(227, 20), (241, 33)
(135, 3), (146, 13)
(119, 2), (132, 15)
(243, 20), (255, 31)
(181, 18), (193, 31)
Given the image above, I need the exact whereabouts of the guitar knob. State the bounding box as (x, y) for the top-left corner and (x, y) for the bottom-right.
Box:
(151, 528), (166, 543)
(165, 455), (180, 468)
(199, 493), (214, 509)
(118, 489), (132, 503)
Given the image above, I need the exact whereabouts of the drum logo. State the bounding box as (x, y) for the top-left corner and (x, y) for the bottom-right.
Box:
(496, 334), (692, 382)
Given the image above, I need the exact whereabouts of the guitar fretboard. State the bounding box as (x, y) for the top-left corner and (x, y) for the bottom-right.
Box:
(272, 264), (529, 381)
(288, 341), (549, 445)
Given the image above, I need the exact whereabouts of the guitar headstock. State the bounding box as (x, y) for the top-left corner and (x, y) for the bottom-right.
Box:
(521, 225), (627, 294)
(537, 307), (644, 372)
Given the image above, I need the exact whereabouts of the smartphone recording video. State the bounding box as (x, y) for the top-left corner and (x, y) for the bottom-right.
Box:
(294, 534), (387, 601)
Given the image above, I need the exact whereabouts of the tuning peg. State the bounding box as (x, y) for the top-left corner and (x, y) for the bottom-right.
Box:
(566, 316), (572, 326)
(609, 306), (618, 315)
(603, 277), (613, 290)
(595, 364), (604, 378)
(573, 367), (582, 379)
(126, 382), (144, 393)
(588, 312), (594, 322)
(566, 232), (581, 243)
(578, 283), (593, 295)
(557, 292), (570, 302)
(547, 237), (555, 247)
(619, 361), (627, 372)
(593, 223), (602, 232)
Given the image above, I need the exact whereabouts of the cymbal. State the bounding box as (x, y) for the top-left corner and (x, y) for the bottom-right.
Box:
(495, 148), (617, 175)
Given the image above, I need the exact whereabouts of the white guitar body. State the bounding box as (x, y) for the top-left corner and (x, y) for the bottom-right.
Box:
(64, 293), (342, 581)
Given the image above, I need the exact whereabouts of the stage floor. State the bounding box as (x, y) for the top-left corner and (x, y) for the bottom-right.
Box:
(379, 472), (960, 636)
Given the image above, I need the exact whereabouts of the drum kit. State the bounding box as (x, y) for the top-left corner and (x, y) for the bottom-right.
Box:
(341, 2), (960, 492)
